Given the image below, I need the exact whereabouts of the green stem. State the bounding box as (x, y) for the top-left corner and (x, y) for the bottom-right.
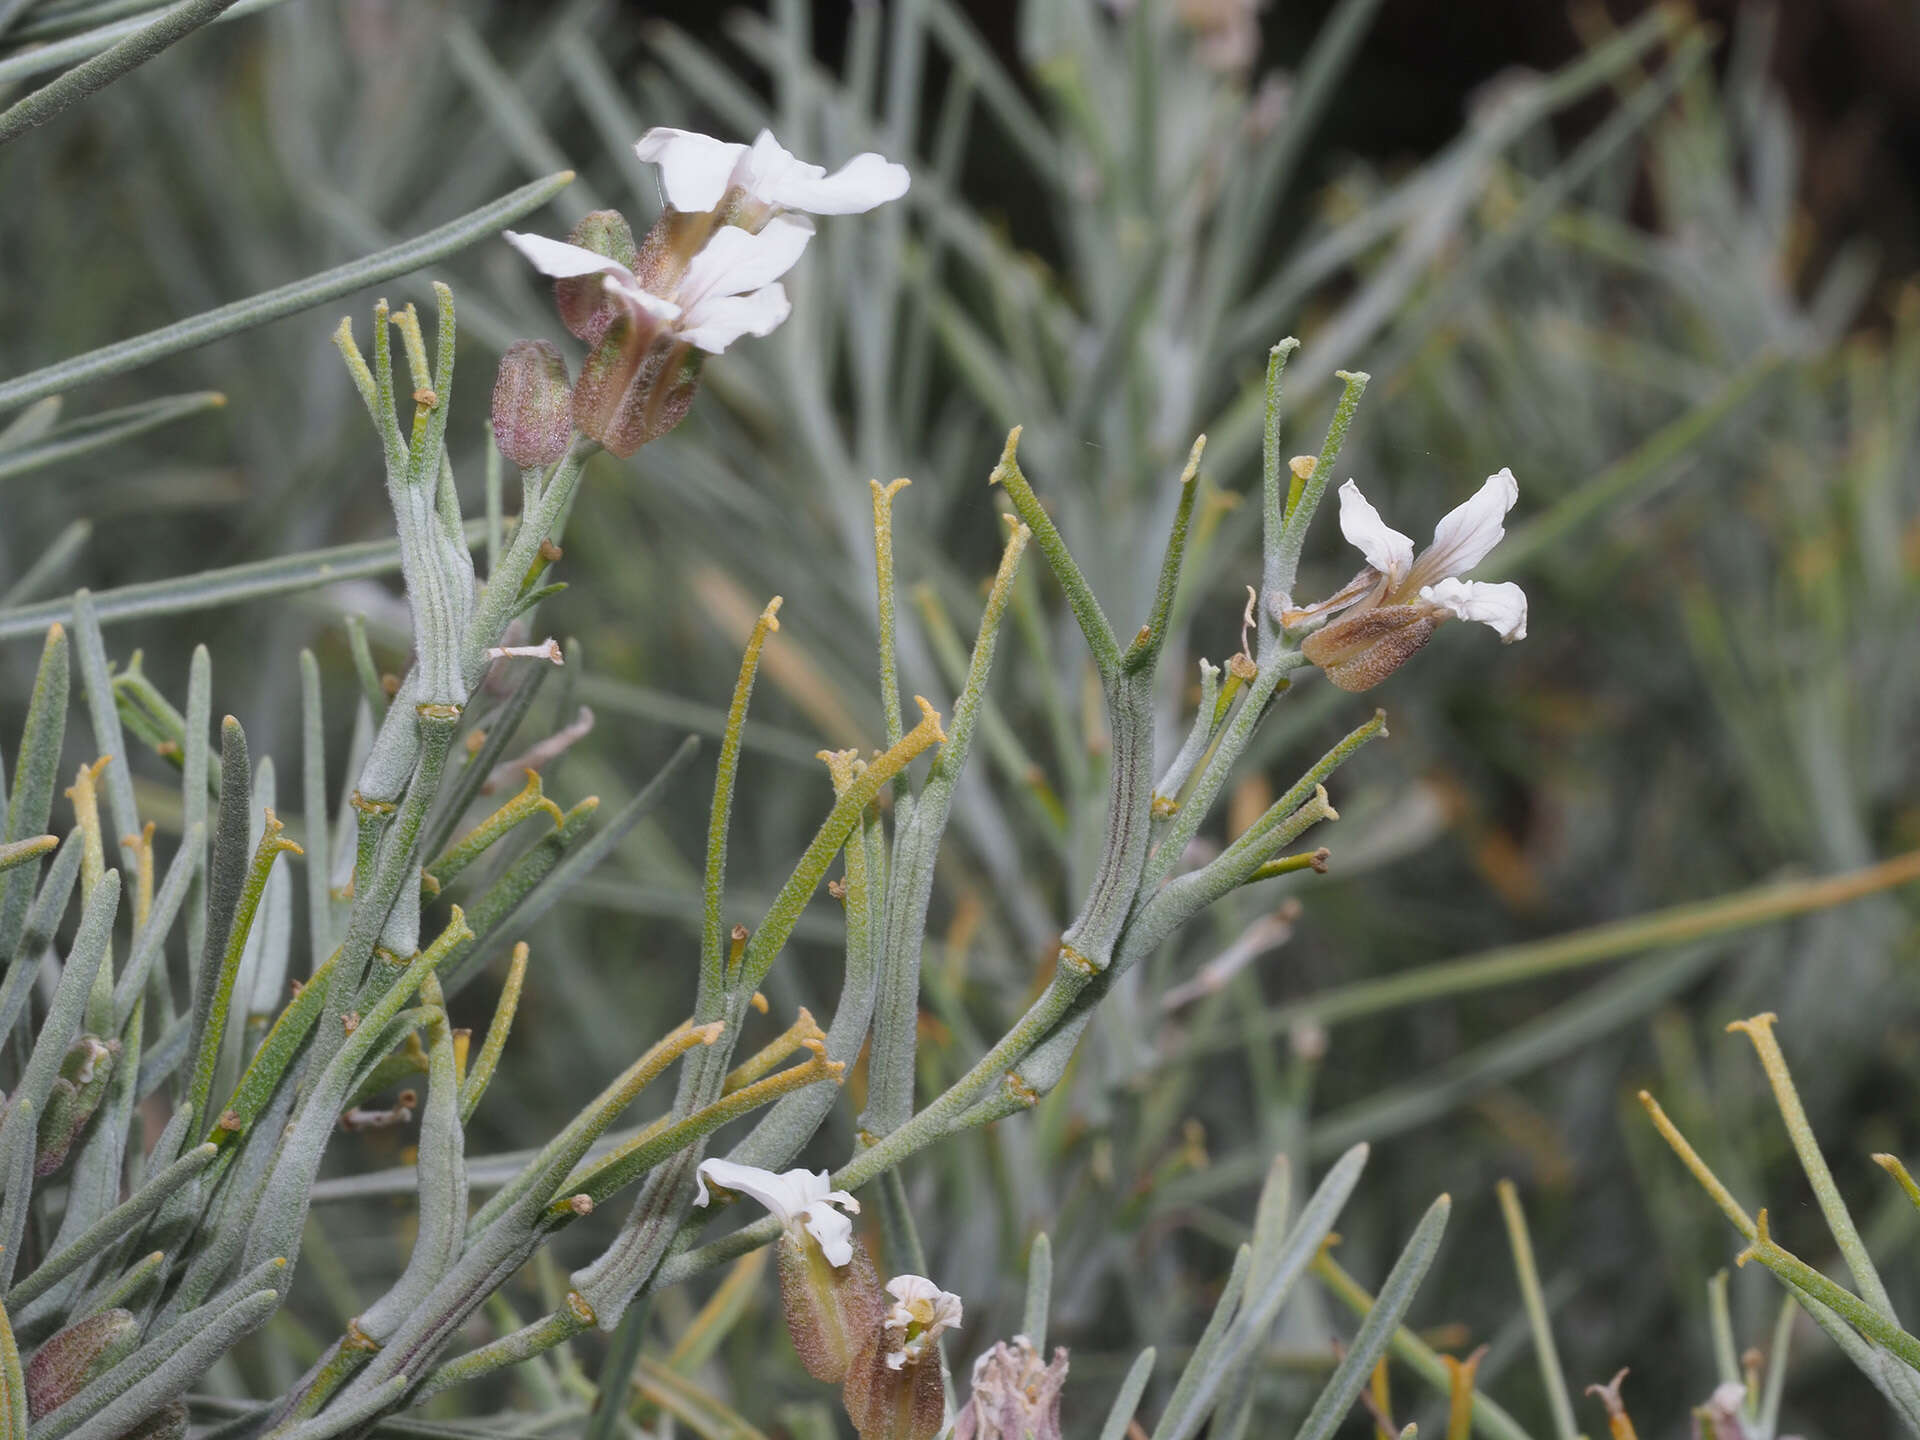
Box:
(1496, 1180), (1577, 1440)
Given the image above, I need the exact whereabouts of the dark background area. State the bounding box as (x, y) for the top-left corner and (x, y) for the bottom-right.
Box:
(621, 0), (1920, 304)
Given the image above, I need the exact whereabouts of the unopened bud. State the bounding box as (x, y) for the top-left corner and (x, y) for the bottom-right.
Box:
(778, 1227), (883, 1383)
(113, 1399), (188, 1440)
(554, 210), (639, 344)
(26, 1309), (139, 1417)
(1299, 604), (1438, 692)
(954, 1335), (1069, 1440)
(36, 1036), (118, 1176)
(491, 340), (574, 469)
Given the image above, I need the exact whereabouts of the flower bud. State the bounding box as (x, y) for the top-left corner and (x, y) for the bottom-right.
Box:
(26, 1308), (139, 1417)
(490, 340), (574, 469)
(842, 1276), (963, 1440)
(114, 1400), (188, 1440)
(954, 1335), (1068, 1440)
(1299, 603), (1437, 692)
(553, 210), (639, 344)
(778, 1226), (883, 1383)
(36, 1036), (117, 1177)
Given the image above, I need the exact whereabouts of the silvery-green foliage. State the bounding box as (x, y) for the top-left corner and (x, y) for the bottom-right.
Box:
(2, 0), (1916, 1437)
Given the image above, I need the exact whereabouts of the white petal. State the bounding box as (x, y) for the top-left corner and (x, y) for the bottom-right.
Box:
(634, 127), (748, 212)
(678, 284), (792, 353)
(882, 1274), (963, 1369)
(760, 144), (909, 213)
(1420, 578), (1528, 641)
(676, 217), (813, 310)
(602, 274), (681, 323)
(886, 1274), (945, 1306)
(1336, 480), (1415, 583)
(801, 1199), (856, 1268)
(503, 230), (636, 285)
(1414, 467), (1519, 585)
(693, 1158), (814, 1223)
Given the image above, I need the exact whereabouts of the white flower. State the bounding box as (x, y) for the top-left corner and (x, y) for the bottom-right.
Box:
(636, 127), (910, 220)
(694, 1159), (860, 1267)
(1307, 469), (1528, 641)
(502, 217), (808, 355)
(883, 1274), (963, 1370)
(1281, 469), (1527, 692)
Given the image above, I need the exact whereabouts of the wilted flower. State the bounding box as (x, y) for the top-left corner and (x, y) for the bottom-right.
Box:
(955, 1334), (1068, 1440)
(697, 1158), (879, 1382)
(1282, 469), (1528, 691)
(500, 127), (906, 456)
(843, 1275), (963, 1440)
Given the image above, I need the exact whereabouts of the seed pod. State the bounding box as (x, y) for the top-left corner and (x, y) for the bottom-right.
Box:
(26, 1308), (139, 1417)
(1299, 604), (1438, 692)
(777, 1227), (883, 1383)
(553, 210), (639, 344)
(491, 340), (574, 469)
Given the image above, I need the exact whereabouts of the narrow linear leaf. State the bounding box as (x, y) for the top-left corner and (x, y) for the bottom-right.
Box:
(0, 522), (489, 644)
(1291, 1195), (1452, 1440)
(0, 0), (246, 147)
(0, 173), (573, 413)
(0, 391), (225, 484)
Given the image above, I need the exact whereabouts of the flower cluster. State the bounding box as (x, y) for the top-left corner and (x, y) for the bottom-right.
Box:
(495, 129), (908, 457)
(1281, 468), (1529, 691)
(696, 1160), (963, 1439)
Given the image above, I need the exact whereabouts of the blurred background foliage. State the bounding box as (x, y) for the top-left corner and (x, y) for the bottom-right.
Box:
(3, 0), (1919, 1434)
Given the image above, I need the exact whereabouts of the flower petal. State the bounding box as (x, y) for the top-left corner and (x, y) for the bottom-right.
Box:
(694, 1158), (815, 1223)
(504, 230), (637, 285)
(1411, 467), (1518, 586)
(762, 147), (910, 213)
(886, 1275), (944, 1305)
(676, 217), (813, 310)
(1419, 578), (1528, 641)
(731, 130), (908, 215)
(882, 1274), (964, 1369)
(602, 274), (681, 323)
(635, 127), (749, 212)
(801, 1198), (856, 1267)
(1336, 480), (1415, 583)
(678, 285), (793, 353)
